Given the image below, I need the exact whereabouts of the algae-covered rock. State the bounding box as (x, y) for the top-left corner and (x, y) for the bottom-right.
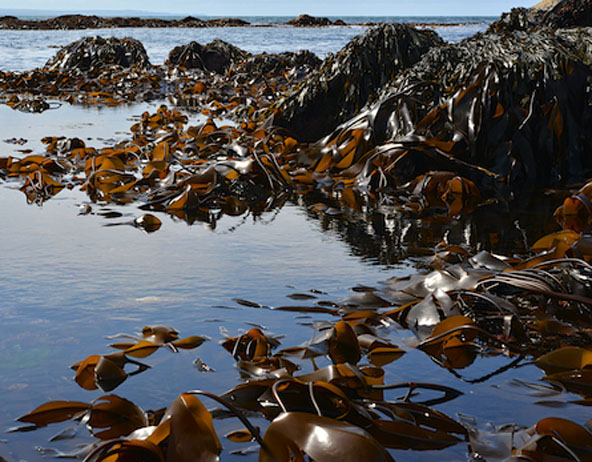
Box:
(489, 0), (592, 32)
(44, 36), (150, 73)
(545, 0), (592, 27)
(229, 50), (321, 83)
(311, 28), (592, 191)
(167, 39), (250, 73)
(286, 14), (333, 26)
(487, 7), (545, 33)
(272, 24), (443, 142)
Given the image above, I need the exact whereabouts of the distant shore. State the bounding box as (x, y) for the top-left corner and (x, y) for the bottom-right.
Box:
(0, 13), (491, 30)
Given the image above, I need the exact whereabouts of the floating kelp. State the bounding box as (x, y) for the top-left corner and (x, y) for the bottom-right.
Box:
(272, 23), (444, 142)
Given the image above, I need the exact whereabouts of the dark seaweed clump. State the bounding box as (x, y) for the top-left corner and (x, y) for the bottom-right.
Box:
(272, 23), (443, 142)
(167, 39), (251, 74)
(44, 36), (151, 74)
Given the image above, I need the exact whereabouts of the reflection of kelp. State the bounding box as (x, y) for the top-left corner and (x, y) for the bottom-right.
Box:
(300, 29), (592, 197)
(296, 192), (562, 265)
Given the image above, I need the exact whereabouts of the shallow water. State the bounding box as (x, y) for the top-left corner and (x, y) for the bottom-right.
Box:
(0, 99), (588, 461)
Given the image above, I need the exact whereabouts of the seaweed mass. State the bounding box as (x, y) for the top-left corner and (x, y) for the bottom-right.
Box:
(3, 1), (592, 461)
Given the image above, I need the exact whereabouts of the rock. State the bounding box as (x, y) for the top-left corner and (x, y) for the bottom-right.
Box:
(333, 19), (347, 26)
(286, 14), (333, 26)
(229, 50), (321, 83)
(167, 40), (250, 73)
(272, 23), (443, 142)
(205, 18), (250, 27)
(44, 36), (151, 73)
(0, 14), (249, 30)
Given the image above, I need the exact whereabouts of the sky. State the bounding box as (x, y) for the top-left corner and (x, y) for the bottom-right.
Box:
(0, 0), (533, 17)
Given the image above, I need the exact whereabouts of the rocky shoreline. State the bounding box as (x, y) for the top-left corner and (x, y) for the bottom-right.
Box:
(0, 13), (490, 30)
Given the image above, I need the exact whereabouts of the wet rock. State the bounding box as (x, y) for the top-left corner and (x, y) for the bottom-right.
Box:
(168, 40), (250, 74)
(286, 14), (333, 26)
(272, 23), (443, 142)
(44, 36), (150, 73)
(333, 19), (347, 26)
(229, 50), (321, 83)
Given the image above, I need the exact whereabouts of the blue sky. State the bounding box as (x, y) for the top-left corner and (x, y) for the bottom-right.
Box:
(1, 0), (533, 16)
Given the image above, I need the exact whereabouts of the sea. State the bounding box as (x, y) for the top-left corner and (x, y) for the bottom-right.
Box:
(1, 17), (585, 462)
(0, 17), (493, 71)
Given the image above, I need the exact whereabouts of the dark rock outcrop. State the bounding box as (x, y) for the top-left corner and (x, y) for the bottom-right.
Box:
(286, 14), (333, 26)
(167, 40), (250, 73)
(44, 36), (150, 73)
(272, 24), (443, 142)
(0, 14), (250, 30)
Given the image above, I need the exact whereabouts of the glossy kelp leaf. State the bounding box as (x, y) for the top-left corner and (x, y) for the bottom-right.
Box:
(71, 352), (149, 392)
(171, 336), (207, 349)
(328, 321), (362, 365)
(367, 346), (405, 367)
(543, 369), (592, 397)
(125, 340), (161, 358)
(89, 395), (149, 440)
(260, 412), (393, 462)
(419, 315), (477, 358)
(163, 393), (222, 462)
(84, 439), (164, 462)
(134, 214), (162, 233)
(535, 346), (592, 375)
(17, 401), (89, 427)
(535, 417), (592, 447)
(222, 328), (280, 360)
(531, 230), (581, 252)
(142, 325), (179, 344)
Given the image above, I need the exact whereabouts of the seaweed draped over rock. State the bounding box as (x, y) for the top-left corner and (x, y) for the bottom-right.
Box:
(489, 0), (592, 32)
(228, 50), (322, 83)
(285, 14), (334, 26)
(44, 36), (150, 73)
(272, 24), (443, 142)
(167, 39), (250, 73)
(303, 28), (592, 194)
